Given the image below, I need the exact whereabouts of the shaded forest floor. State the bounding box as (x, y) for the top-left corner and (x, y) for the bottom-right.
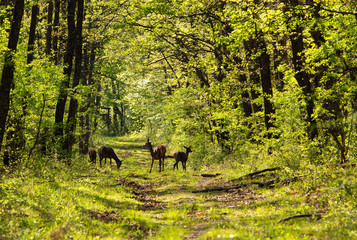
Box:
(1, 136), (357, 239)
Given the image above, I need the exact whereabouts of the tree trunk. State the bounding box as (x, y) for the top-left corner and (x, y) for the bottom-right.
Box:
(52, 0), (60, 64)
(244, 38), (262, 114)
(54, 0), (76, 137)
(0, 0), (24, 154)
(80, 43), (97, 152)
(259, 36), (275, 135)
(45, 1), (53, 56)
(288, 0), (317, 140)
(27, 4), (39, 64)
(64, 0), (85, 154)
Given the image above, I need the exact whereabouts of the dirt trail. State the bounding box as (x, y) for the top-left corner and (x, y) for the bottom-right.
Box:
(105, 138), (266, 238)
(117, 172), (263, 239)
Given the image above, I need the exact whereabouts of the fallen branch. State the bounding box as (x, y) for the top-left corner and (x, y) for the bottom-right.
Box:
(201, 173), (221, 178)
(252, 175), (304, 188)
(251, 178), (280, 187)
(192, 175), (304, 193)
(278, 213), (323, 223)
(192, 184), (248, 193)
(232, 167), (281, 181)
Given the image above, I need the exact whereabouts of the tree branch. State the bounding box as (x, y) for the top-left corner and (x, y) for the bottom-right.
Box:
(278, 213), (323, 223)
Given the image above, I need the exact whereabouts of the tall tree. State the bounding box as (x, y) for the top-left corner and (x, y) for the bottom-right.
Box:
(52, 0), (60, 63)
(258, 34), (275, 136)
(45, 0), (53, 56)
(0, 0), (25, 154)
(64, 0), (85, 154)
(27, 4), (39, 64)
(287, 0), (317, 140)
(54, 0), (77, 144)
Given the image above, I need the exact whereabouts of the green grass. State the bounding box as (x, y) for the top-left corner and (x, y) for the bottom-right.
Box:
(1, 136), (357, 239)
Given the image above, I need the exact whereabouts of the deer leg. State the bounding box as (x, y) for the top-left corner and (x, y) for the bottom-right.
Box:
(149, 158), (154, 173)
(173, 161), (177, 171)
(159, 158), (162, 172)
(183, 161), (186, 171)
(162, 157), (165, 171)
(100, 157), (103, 167)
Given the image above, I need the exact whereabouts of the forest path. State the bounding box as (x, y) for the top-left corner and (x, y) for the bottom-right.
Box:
(99, 136), (265, 239)
(3, 136), (343, 239)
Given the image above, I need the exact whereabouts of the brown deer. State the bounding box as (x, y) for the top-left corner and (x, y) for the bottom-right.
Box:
(97, 146), (122, 169)
(173, 146), (192, 171)
(143, 138), (166, 173)
(88, 148), (96, 163)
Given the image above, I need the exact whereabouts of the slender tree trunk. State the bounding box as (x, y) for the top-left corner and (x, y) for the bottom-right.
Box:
(54, 0), (76, 153)
(288, 0), (317, 140)
(79, 46), (89, 153)
(52, 0), (60, 63)
(64, 0), (85, 154)
(244, 38), (262, 114)
(45, 1), (53, 56)
(232, 56), (253, 118)
(0, 0), (25, 154)
(259, 36), (275, 135)
(27, 4), (39, 64)
(79, 43), (97, 152)
(273, 36), (288, 91)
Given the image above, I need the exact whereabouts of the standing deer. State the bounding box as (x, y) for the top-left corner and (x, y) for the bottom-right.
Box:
(173, 146), (192, 171)
(143, 138), (166, 173)
(97, 146), (122, 169)
(88, 148), (96, 163)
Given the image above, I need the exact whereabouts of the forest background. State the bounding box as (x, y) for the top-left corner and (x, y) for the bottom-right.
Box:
(0, 0), (357, 239)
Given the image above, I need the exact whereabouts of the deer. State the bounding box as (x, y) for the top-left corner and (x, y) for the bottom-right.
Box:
(143, 138), (166, 173)
(173, 146), (192, 171)
(88, 148), (97, 163)
(97, 146), (122, 169)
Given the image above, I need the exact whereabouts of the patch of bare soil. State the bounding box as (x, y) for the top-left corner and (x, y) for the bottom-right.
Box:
(205, 188), (263, 208)
(133, 192), (166, 210)
(196, 177), (233, 189)
(89, 210), (120, 222)
(183, 223), (211, 240)
(89, 209), (156, 239)
(120, 175), (166, 210)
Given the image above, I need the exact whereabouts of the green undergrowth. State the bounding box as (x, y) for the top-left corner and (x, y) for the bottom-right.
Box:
(1, 136), (357, 239)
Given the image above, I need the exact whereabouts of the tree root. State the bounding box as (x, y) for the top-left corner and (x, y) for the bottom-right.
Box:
(278, 213), (323, 223)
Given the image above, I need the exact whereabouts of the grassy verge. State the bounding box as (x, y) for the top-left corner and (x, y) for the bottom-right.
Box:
(1, 136), (357, 239)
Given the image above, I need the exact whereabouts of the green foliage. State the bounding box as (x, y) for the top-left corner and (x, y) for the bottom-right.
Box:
(1, 137), (357, 239)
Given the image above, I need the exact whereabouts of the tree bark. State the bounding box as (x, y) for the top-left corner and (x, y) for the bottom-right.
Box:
(0, 0), (25, 154)
(27, 4), (39, 64)
(288, 0), (317, 140)
(64, 0), (85, 154)
(45, 1), (53, 56)
(52, 0), (60, 64)
(259, 36), (275, 135)
(54, 0), (77, 141)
